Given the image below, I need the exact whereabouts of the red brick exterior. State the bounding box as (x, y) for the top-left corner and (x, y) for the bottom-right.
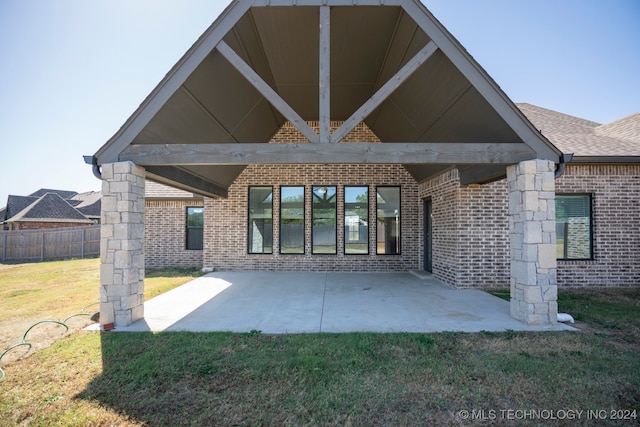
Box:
(145, 200), (204, 269)
(203, 163), (420, 271)
(419, 164), (640, 289)
(555, 164), (640, 287)
(418, 169), (510, 288)
(202, 122), (420, 271)
(145, 120), (639, 288)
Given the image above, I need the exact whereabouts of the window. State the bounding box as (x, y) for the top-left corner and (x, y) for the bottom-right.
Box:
(248, 187), (273, 254)
(312, 186), (337, 254)
(344, 186), (369, 254)
(556, 194), (592, 260)
(376, 186), (400, 254)
(280, 186), (305, 254)
(186, 207), (204, 250)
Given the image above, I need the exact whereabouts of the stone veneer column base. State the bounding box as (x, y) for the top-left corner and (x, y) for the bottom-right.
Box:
(100, 161), (146, 327)
(507, 160), (558, 325)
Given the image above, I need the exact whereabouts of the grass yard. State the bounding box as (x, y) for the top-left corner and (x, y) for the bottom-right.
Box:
(0, 259), (202, 358)
(0, 260), (639, 426)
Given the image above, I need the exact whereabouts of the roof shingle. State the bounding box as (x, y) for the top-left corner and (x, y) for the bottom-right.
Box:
(7, 193), (93, 223)
(516, 103), (640, 157)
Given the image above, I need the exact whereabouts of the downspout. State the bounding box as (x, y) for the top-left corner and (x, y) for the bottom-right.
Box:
(554, 153), (574, 178)
(83, 155), (102, 180)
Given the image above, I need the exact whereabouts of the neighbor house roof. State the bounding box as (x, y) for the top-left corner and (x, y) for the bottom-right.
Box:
(28, 188), (78, 199)
(517, 103), (640, 162)
(5, 192), (94, 224)
(5, 195), (39, 220)
(69, 191), (102, 219)
(89, 0), (562, 196)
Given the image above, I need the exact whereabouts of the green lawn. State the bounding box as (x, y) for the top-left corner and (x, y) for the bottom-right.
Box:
(1, 260), (638, 426)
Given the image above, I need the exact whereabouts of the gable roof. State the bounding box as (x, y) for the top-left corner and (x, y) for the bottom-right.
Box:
(5, 195), (39, 220)
(6, 193), (94, 224)
(70, 191), (102, 218)
(28, 188), (78, 199)
(595, 112), (640, 143)
(517, 103), (640, 161)
(89, 0), (561, 196)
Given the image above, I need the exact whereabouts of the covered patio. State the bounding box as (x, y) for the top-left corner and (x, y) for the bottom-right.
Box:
(87, 0), (564, 330)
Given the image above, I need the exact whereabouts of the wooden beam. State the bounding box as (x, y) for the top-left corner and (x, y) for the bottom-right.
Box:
(95, 0), (254, 164)
(180, 86), (238, 142)
(332, 41), (438, 143)
(319, 6), (331, 143)
(121, 142), (536, 165)
(403, 0), (561, 162)
(216, 41), (319, 143)
(145, 166), (229, 198)
(253, 0), (405, 5)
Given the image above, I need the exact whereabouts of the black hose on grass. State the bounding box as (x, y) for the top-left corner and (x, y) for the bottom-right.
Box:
(0, 301), (100, 382)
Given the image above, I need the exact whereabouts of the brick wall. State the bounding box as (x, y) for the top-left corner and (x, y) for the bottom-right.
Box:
(419, 163), (639, 289)
(143, 117), (639, 287)
(203, 164), (420, 271)
(457, 179), (511, 288)
(145, 200), (204, 269)
(418, 169), (460, 285)
(555, 164), (640, 287)
(202, 121), (420, 271)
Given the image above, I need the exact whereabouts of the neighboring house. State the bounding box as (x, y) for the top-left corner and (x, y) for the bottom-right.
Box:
(1, 189), (101, 230)
(0, 184), (206, 265)
(86, 0), (638, 329)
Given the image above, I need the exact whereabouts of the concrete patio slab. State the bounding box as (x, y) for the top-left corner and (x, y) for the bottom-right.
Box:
(94, 272), (574, 333)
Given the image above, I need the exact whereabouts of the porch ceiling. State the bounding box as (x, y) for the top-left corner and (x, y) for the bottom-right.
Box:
(91, 0), (562, 198)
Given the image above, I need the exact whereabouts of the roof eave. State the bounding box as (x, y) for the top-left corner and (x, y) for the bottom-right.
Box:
(404, 0), (562, 162)
(93, 0), (253, 165)
(570, 155), (640, 164)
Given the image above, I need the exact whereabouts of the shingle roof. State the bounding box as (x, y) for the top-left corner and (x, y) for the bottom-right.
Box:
(28, 188), (78, 199)
(516, 103), (640, 157)
(7, 193), (93, 224)
(6, 195), (39, 219)
(70, 191), (102, 218)
(595, 112), (640, 142)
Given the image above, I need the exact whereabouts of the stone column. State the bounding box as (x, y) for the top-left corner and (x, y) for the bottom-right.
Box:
(100, 161), (145, 328)
(507, 160), (557, 325)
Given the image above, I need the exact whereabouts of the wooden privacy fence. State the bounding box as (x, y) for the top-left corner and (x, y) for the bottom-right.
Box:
(0, 225), (100, 263)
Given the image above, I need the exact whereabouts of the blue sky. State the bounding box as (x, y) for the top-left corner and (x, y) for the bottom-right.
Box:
(0, 0), (638, 206)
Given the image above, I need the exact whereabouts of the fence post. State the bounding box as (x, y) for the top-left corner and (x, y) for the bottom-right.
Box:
(1, 233), (5, 263)
(41, 231), (45, 261)
(81, 227), (86, 258)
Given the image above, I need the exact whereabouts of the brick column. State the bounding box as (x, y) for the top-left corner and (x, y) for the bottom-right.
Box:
(507, 160), (558, 325)
(100, 161), (145, 328)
